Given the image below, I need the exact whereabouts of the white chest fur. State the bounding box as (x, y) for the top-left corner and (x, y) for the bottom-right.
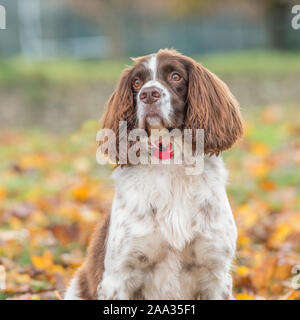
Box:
(100, 155), (237, 300)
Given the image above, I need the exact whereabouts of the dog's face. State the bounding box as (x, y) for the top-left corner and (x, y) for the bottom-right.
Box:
(133, 52), (189, 131)
(101, 49), (243, 161)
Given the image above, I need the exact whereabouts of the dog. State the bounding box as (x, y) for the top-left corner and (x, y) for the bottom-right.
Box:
(64, 49), (243, 300)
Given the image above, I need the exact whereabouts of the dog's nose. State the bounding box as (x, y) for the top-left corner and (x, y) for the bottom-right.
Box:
(139, 87), (161, 104)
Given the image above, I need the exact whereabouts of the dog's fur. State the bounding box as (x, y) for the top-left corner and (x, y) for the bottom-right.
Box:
(65, 49), (243, 300)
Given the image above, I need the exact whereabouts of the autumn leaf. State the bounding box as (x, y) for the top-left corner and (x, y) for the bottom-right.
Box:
(236, 266), (251, 277)
(279, 290), (300, 300)
(260, 180), (276, 191)
(0, 185), (7, 200)
(32, 251), (54, 270)
(267, 224), (292, 249)
(250, 142), (270, 157)
(235, 292), (255, 300)
(1, 105), (300, 300)
(249, 162), (270, 178)
(71, 184), (90, 201)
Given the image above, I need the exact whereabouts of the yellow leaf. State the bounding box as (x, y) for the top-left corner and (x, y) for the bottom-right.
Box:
(250, 142), (270, 157)
(71, 185), (89, 201)
(49, 264), (64, 274)
(32, 251), (54, 270)
(268, 224), (292, 248)
(237, 231), (251, 247)
(0, 185), (7, 200)
(250, 162), (270, 177)
(237, 204), (258, 228)
(236, 292), (255, 300)
(10, 217), (23, 230)
(236, 266), (250, 277)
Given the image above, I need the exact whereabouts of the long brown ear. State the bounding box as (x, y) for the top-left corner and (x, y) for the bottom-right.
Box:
(185, 61), (243, 155)
(100, 67), (136, 164)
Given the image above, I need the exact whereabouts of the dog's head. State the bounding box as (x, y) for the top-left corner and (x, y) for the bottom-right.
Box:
(101, 49), (243, 162)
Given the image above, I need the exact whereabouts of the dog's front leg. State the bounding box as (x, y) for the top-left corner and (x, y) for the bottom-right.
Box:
(97, 273), (131, 300)
(97, 198), (159, 300)
(200, 272), (234, 300)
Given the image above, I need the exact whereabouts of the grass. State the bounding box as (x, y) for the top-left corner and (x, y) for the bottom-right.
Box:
(0, 50), (300, 86)
(0, 104), (300, 300)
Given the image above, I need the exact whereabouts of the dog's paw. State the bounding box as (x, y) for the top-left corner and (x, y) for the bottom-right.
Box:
(97, 276), (129, 300)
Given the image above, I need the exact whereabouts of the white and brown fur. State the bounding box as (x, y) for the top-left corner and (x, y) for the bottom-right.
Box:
(65, 49), (243, 300)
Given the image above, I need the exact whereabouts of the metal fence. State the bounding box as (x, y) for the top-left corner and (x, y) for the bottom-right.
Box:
(0, 0), (299, 60)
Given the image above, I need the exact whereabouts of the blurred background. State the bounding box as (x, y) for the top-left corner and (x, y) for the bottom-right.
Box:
(0, 0), (300, 300)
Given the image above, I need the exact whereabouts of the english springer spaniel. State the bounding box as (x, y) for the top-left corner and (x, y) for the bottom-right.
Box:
(65, 49), (243, 300)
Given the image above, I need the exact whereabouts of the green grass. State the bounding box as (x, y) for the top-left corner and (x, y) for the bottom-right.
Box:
(0, 50), (299, 86)
(197, 50), (300, 76)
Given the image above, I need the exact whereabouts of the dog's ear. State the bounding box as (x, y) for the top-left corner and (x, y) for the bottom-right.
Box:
(100, 67), (136, 164)
(102, 66), (136, 133)
(185, 60), (243, 155)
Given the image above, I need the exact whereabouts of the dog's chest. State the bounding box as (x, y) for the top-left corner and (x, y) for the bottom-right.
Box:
(110, 159), (235, 299)
(114, 165), (202, 249)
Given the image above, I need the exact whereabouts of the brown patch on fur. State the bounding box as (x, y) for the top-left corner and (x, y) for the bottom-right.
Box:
(184, 56), (243, 155)
(99, 66), (136, 165)
(132, 286), (145, 300)
(182, 263), (196, 272)
(76, 214), (110, 300)
(150, 204), (157, 215)
(138, 254), (148, 264)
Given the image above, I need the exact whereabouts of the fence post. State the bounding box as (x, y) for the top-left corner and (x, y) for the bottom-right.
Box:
(0, 5), (6, 30)
(18, 0), (43, 59)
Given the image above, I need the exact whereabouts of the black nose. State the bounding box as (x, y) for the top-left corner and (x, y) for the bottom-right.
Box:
(139, 86), (161, 104)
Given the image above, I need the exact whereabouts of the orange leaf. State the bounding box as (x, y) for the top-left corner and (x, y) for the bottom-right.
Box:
(236, 266), (250, 277)
(236, 292), (255, 300)
(32, 251), (54, 270)
(279, 290), (300, 300)
(0, 185), (7, 200)
(250, 142), (270, 157)
(260, 180), (276, 191)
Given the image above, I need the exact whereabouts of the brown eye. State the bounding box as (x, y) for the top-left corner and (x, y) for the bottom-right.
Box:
(133, 78), (142, 90)
(171, 72), (182, 81)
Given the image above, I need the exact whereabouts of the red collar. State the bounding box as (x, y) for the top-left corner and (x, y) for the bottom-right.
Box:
(153, 141), (174, 160)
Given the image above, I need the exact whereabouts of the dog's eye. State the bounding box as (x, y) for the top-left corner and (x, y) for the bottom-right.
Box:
(171, 73), (182, 82)
(133, 78), (142, 90)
